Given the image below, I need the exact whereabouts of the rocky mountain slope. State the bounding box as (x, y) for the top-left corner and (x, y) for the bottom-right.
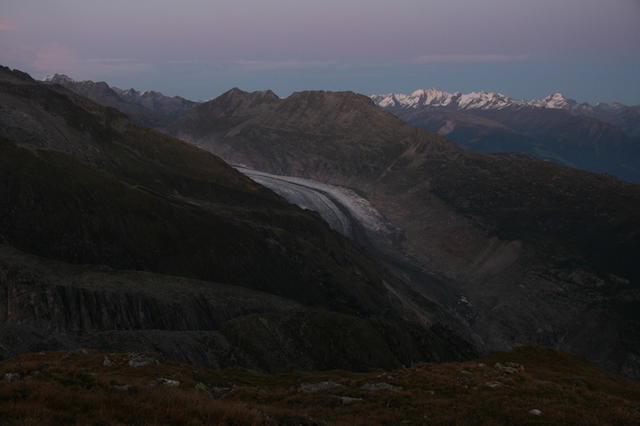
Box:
(167, 88), (640, 380)
(42, 73), (196, 128)
(0, 66), (476, 371)
(372, 89), (640, 183)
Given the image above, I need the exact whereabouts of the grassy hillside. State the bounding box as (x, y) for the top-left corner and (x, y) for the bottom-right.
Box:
(0, 347), (638, 425)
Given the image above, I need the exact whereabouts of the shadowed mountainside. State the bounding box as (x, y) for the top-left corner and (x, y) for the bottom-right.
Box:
(167, 88), (640, 379)
(0, 66), (477, 371)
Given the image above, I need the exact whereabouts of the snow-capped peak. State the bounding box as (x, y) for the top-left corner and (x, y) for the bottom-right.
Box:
(530, 93), (575, 109)
(371, 89), (523, 110)
(370, 93), (406, 108)
(42, 73), (75, 84)
(458, 91), (523, 110)
(412, 88), (461, 107)
(370, 88), (612, 112)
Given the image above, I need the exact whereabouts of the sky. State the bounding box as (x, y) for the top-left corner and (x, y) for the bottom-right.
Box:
(1, 0), (639, 104)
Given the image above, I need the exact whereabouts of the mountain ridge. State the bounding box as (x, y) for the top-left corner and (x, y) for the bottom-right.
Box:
(371, 88), (639, 115)
(372, 88), (640, 183)
(42, 73), (197, 127)
(43, 74), (640, 137)
(0, 65), (477, 371)
(167, 85), (640, 380)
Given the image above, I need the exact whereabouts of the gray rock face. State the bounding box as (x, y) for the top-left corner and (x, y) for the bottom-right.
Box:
(360, 382), (402, 392)
(0, 245), (473, 372)
(156, 378), (180, 387)
(484, 382), (502, 389)
(111, 384), (132, 391)
(494, 362), (524, 374)
(3, 372), (20, 382)
(298, 381), (344, 393)
(128, 357), (160, 368)
(0, 246), (301, 333)
(336, 396), (363, 404)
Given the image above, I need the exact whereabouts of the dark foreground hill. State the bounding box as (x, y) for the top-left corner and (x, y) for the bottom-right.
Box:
(0, 66), (476, 371)
(0, 347), (639, 425)
(167, 88), (640, 380)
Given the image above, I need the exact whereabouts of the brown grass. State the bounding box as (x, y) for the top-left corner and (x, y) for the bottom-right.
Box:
(0, 347), (639, 425)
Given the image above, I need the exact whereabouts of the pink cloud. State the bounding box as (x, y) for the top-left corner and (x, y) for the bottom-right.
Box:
(0, 20), (14, 31)
(33, 42), (76, 73)
(30, 42), (150, 77)
(81, 59), (151, 75)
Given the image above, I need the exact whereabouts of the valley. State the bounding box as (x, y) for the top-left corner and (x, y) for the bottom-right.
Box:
(165, 87), (640, 380)
(236, 165), (464, 310)
(0, 66), (476, 373)
(2, 1), (638, 423)
(19, 71), (640, 380)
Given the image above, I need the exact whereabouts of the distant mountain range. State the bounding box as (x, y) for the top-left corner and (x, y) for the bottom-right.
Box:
(372, 89), (640, 183)
(44, 75), (640, 183)
(43, 73), (196, 128)
(372, 89), (640, 137)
